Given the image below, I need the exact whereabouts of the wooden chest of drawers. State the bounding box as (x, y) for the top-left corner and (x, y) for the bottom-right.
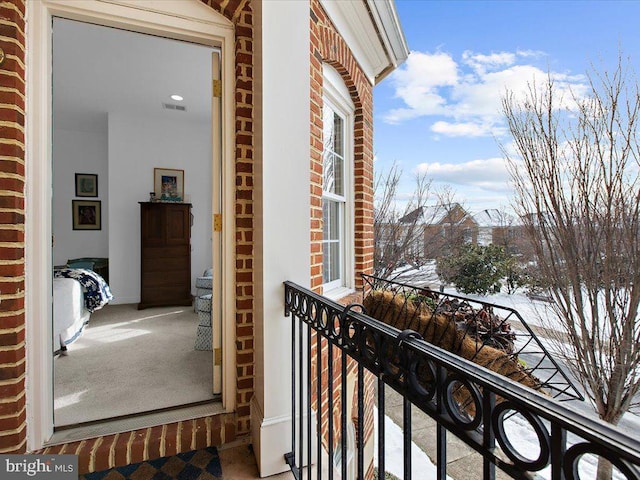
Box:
(138, 202), (192, 309)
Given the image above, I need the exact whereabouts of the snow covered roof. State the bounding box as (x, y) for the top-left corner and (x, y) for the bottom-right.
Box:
(472, 209), (520, 227)
(400, 203), (471, 225)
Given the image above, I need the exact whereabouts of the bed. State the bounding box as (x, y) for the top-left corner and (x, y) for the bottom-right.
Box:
(53, 268), (113, 353)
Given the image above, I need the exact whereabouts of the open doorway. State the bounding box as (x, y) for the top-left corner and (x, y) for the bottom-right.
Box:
(51, 18), (221, 428)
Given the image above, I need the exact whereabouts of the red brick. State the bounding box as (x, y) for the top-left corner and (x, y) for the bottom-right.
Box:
(146, 425), (163, 460)
(0, 313), (24, 329)
(0, 230), (23, 242)
(129, 431), (146, 464)
(224, 417), (236, 441)
(0, 329), (24, 347)
(0, 143), (24, 157)
(0, 408), (25, 432)
(180, 420), (194, 452)
(77, 440), (94, 474)
(0, 346), (24, 364)
(0, 361), (25, 380)
(114, 432), (131, 467)
(0, 429), (25, 451)
(164, 423), (178, 456)
(93, 435), (117, 472)
(193, 417), (207, 448)
(0, 394), (23, 417)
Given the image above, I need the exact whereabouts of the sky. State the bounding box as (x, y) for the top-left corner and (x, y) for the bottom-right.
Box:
(373, 0), (640, 214)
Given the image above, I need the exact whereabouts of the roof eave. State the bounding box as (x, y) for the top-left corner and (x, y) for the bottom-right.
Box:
(319, 0), (409, 85)
(367, 0), (410, 84)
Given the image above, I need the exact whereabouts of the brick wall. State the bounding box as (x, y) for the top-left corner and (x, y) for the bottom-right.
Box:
(230, 0), (255, 439)
(309, 1), (376, 477)
(0, 0), (255, 472)
(310, 0), (375, 293)
(0, 0), (27, 455)
(41, 414), (236, 474)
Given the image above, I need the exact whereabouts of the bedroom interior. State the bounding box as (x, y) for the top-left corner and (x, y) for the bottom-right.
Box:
(51, 18), (220, 427)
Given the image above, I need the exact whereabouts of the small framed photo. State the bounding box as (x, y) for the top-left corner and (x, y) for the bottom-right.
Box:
(72, 200), (101, 230)
(154, 168), (184, 201)
(75, 173), (98, 197)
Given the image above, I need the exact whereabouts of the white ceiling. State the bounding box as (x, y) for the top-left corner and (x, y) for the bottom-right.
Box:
(53, 18), (215, 132)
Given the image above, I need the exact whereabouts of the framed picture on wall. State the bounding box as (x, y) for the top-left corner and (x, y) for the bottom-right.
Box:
(72, 200), (101, 230)
(154, 168), (184, 201)
(75, 173), (98, 197)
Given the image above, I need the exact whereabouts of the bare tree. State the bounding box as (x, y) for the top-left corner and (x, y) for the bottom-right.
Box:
(373, 163), (430, 279)
(421, 187), (473, 260)
(502, 58), (640, 478)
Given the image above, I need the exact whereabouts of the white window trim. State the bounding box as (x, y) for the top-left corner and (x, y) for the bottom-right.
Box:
(26, 0), (236, 451)
(322, 65), (355, 298)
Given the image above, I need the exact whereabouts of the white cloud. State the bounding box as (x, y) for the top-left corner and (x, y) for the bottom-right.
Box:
(431, 121), (497, 137)
(462, 50), (516, 74)
(383, 51), (458, 123)
(383, 49), (588, 138)
(516, 49), (546, 58)
(415, 157), (512, 191)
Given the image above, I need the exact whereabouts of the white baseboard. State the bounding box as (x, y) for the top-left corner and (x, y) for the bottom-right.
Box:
(109, 296), (139, 305)
(250, 396), (317, 477)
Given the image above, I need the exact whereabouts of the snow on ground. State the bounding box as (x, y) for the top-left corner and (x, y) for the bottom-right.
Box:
(392, 262), (560, 331)
(503, 413), (629, 480)
(373, 406), (450, 480)
(376, 398), (628, 479)
(377, 394), (630, 480)
(380, 263), (638, 479)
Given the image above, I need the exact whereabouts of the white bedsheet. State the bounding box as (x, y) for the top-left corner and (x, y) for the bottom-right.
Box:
(53, 277), (90, 351)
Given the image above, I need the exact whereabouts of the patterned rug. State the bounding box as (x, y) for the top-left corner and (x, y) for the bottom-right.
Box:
(80, 447), (222, 480)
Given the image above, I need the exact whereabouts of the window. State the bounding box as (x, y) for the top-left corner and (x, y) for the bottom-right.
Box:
(322, 65), (354, 295)
(332, 419), (356, 479)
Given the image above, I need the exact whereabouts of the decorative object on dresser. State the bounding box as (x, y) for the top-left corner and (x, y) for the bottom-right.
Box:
(153, 167), (184, 202)
(138, 202), (192, 309)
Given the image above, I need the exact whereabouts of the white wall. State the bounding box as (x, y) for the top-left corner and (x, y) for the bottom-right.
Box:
(108, 112), (213, 304)
(52, 126), (109, 266)
(252, 0), (311, 476)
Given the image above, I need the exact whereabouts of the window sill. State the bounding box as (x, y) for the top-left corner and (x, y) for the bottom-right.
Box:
(323, 286), (356, 303)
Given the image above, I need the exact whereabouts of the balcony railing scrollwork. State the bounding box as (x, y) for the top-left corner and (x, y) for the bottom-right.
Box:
(284, 280), (640, 480)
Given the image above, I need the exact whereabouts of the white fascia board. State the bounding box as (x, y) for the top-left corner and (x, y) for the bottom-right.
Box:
(367, 0), (410, 70)
(320, 0), (389, 84)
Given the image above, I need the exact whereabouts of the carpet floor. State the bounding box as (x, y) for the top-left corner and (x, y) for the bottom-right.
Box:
(80, 447), (222, 480)
(54, 304), (216, 426)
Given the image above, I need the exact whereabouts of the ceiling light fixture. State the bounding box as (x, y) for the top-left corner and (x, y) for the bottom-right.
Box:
(170, 94), (184, 101)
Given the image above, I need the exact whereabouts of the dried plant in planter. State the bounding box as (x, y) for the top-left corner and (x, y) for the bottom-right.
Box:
(363, 290), (544, 414)
(429, 296), (517, 354)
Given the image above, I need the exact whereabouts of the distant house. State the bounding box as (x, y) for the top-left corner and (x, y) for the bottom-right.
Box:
(472, 209), (532, 257)
(394, 205), (534, 261)
(400, 203), (478, 259)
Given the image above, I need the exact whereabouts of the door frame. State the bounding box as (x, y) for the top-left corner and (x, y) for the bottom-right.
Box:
(26, 0), (237, 451)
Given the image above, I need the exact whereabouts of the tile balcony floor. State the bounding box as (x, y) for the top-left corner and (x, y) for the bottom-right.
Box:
(219, 445), (294, 479)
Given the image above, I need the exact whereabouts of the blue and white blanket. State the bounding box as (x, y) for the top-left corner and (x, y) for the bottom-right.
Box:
(54, 268), (114, 312)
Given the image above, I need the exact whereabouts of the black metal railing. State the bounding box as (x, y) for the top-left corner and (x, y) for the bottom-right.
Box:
(284, 280), (640, 480)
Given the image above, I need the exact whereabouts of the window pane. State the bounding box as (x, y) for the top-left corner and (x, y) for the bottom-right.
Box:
(323, 104), (336, 151)
(324, 200), (340, 241)
(323, 152), (335, 193)
(322, 104), (344, 197)
(333, 114), (344, 157)
(323, 200), (342, 283)
(333, 154), (343, 196)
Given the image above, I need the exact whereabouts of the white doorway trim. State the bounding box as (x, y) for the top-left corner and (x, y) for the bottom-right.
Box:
(26, 0), (237, 451)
